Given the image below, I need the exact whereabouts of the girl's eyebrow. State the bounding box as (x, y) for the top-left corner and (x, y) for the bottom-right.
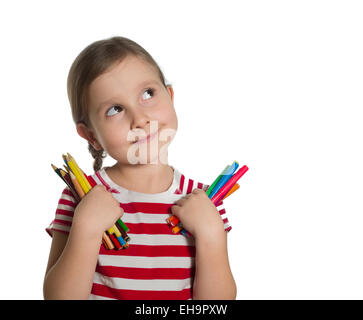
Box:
(97, 79), (160, 110)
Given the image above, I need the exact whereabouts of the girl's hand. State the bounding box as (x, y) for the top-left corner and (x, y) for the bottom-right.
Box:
(72, 185), (124, 238)
(171, 188), (225, 240)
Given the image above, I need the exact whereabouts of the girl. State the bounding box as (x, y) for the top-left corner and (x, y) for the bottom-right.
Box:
(43, 36), (236, 300)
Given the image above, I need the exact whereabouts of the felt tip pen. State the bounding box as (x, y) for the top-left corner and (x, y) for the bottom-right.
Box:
(211, 165), (249, 205)
(208, 161), (239, 199)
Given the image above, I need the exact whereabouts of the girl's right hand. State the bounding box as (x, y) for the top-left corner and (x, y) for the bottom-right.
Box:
(72, 185), (124, 238)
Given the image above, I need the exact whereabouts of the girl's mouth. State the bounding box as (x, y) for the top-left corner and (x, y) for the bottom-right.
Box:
(133, 130), (159, 144)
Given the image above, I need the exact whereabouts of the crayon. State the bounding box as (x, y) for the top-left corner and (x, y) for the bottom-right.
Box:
(53, 154), (125, 250)
(69, 170), (85, 198)
(67, 153), (92, 191)
(117, 235), (126, 247)
(110, 222), (130, 247)
(68, 155), (129, 237)
(51, 164), (80, 201)
(113, 225), (122, 238)
(51, 164), (66, 183)
(66, 157), (89, 193)
(102, 232), (114, 250)
(108, 226), (116, 236)
(61, 172), (81, 202)
(108, 232), (122, 250)
(115, 221), (130, 242)
(117, 218), (129, 233)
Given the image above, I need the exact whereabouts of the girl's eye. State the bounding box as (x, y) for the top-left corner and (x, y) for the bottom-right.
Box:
(142, 88), (155, 100)
(106, 105), (123, 117)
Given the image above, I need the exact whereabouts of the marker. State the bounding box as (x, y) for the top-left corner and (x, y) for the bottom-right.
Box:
(172, 225), (183, 234)
(222, 183), (240, 200)
(206, 165), (229, 197)
(208, 161), (239, 199)
(211, 165), (249, 205)
(166, 215), (179, 227)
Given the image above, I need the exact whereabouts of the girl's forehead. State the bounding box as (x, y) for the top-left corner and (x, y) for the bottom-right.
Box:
(92, 55), (159, 89)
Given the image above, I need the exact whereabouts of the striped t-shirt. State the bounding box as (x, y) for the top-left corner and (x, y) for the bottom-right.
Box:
(46, 165), (231, 300)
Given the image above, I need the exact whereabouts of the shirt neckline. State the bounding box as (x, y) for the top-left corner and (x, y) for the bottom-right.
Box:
(97, 165), (180, 198)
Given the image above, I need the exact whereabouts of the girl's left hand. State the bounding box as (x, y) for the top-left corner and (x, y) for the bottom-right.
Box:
(170, 188), (225, 240)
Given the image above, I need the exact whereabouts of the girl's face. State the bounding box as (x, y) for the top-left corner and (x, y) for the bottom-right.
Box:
(79, 55), (178, 165)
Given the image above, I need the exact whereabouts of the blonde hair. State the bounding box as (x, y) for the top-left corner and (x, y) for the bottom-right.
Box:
(67, 36), (168, 171)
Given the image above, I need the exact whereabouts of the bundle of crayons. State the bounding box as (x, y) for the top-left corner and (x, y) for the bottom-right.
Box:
(166, 161), (249, 236)
(51, 153), (130, 250)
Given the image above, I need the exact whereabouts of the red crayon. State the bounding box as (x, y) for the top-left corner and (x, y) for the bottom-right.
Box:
(108, 233), (122, 250)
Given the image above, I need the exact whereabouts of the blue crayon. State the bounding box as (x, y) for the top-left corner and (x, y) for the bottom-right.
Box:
(117, 235), (126, 246)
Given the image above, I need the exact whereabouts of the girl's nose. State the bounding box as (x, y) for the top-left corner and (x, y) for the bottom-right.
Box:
(129, 106), (151, 130)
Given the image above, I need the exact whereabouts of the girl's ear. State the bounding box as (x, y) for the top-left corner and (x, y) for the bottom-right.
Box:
(76, 122), (102, 151)
(166, 85), (174, 103)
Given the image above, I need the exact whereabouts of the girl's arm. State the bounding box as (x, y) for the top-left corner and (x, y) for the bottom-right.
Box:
(43, 221), (102, 300)
(43, 185), (124, 300)
(192, 229), (237, 300)
(171, 188), (237, 300)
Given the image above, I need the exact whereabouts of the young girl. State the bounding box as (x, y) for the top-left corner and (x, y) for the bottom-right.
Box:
(43, 36), (236, 300)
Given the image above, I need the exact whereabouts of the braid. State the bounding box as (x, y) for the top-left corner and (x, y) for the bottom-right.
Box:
(88, 142), (107, 172)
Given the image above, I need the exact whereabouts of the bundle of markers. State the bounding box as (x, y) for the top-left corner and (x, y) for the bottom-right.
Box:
(166, 161), (249, 236)
(51, 153), (130, 250)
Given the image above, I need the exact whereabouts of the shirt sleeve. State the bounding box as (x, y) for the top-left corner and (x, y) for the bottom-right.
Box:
(46, 186), (78, 237)
(215, 199), (232, 232)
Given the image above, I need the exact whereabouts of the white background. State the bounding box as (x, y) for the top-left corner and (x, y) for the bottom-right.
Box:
(0, 0), (362, 299)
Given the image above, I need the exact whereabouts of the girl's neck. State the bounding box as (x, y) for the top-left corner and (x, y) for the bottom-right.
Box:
(105, 163), (174, 194)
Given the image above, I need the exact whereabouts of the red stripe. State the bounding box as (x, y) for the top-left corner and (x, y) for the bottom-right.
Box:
(186, 179), (194, 194)
(95, 171), (120, 193)
(62, 188), (77, 199)
(86, 175), (97, 188)
(91, 283), (192, 300)
(55, 208), (74, 217)
(46, 227), (70, 236)
(99, 244), (195, 257)
(197, 182), (203, 189)
(58, 198), (77, 208)
(218, 208), (226, 215)
(120, 202), (173, 214)
(179, 174), (185, 193)
(95, 265), (194, 280)
(124, 223), (178, 235)
(53, 219), (72, 227)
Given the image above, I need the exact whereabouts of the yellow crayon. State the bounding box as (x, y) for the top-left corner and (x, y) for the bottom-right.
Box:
(108, 225), (122, 238)
(67, 153), (92, 191)
(67, 157), (89, 194)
